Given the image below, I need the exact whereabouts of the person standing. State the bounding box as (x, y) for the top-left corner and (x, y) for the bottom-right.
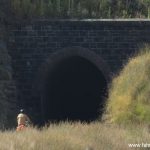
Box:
(16, 109), (31, 131)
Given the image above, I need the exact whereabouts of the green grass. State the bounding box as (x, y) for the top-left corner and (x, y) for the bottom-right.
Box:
(105, 46), (150, 124)
(0, 122), (150, 150)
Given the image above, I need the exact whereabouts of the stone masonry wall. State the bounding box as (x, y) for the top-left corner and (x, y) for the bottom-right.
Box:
(7, 20), (150, 123)
(0, 24), (17, 129)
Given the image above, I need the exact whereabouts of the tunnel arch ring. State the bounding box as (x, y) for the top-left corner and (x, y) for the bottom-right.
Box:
(33, 46), (111, 123)
(37, 46), (111, 91)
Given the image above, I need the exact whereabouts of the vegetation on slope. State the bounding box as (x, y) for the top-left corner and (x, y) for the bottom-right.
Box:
(105, 46), (150, 124)
(0, 0), (150, 20)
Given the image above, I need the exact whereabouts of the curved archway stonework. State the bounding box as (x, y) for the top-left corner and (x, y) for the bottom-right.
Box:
(37, 47), (110, 124)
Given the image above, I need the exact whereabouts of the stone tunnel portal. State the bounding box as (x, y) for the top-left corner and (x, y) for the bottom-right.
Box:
(41, 55), (108, 123)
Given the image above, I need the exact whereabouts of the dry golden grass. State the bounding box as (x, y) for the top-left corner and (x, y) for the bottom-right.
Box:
(0, 122), (150, 150)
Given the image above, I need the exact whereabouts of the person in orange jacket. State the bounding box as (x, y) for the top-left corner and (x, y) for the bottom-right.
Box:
(16, 109), (31, 131)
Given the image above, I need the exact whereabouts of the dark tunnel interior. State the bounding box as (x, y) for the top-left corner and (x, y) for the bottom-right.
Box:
(42, 56), (107, 123)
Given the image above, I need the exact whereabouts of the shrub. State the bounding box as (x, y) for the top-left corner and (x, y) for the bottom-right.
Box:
(105, 46), (150, 124)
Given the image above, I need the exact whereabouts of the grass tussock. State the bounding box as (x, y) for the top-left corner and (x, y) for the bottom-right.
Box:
(0, 122), (150, 150)
(105, 46), (150, 124)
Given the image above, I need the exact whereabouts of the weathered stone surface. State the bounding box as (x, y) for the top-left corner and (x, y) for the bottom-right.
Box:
(0, 25), (16, 129)
(7, 20), (150, 124)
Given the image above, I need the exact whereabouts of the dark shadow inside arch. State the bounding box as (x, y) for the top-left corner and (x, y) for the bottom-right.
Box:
(42, 56), (108, 123)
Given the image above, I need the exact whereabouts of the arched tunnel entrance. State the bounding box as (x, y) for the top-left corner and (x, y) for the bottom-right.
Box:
(41, 54), (108, 123)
